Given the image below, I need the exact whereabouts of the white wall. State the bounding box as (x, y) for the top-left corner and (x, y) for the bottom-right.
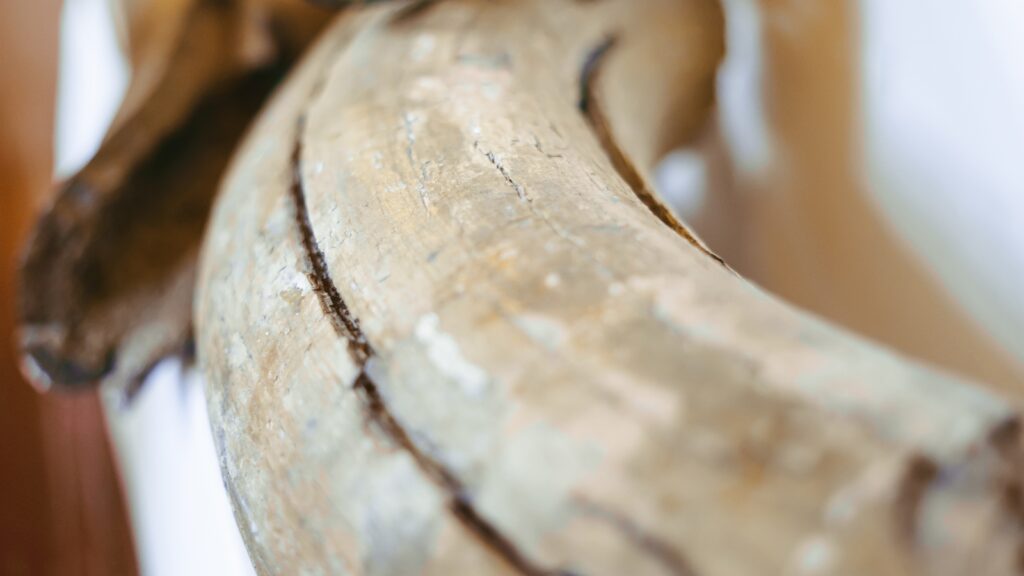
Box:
(859, 0), (1024, 366)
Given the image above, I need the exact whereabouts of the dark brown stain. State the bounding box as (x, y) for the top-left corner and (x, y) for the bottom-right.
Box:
(894, 453), (939, 541)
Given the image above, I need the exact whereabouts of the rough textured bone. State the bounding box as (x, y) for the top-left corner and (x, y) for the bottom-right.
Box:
(197, 1), (1024, 575)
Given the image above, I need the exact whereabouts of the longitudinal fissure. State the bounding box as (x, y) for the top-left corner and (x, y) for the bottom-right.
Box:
(287, 116), (562, 576)
(574, 498), (697, 576)
(289, 116), (369, 361)
(578, 37), (726, 269)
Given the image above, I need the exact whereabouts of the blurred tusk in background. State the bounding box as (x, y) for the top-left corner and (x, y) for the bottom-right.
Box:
(35, 0), (1024, 573)
(54, 1), (255, 574)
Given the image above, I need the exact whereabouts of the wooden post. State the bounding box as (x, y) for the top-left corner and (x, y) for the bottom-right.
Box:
(0, 1), (137, 573)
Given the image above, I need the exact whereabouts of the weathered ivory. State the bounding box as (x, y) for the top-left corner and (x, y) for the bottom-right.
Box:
(196, 1), (1024, 574)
